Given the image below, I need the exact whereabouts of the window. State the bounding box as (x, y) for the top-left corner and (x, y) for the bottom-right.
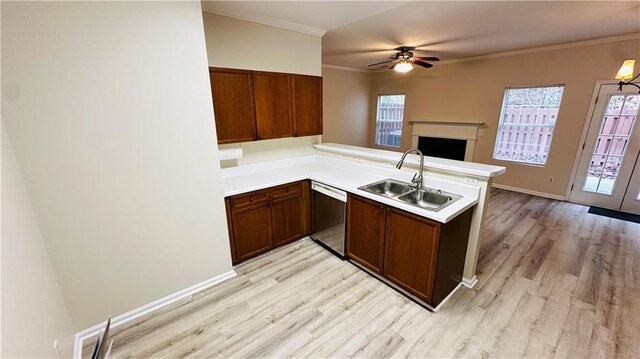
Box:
(375, 94), (405, 147)
(493, 86), (564, 165)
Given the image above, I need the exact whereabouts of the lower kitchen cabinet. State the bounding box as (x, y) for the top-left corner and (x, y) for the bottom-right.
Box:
(345, 194), (473, 307)
(232, 202), (273, 263)
(384, 208), (440, 303)
(346, 194), (386, 274)
(226, 180), (310, 264)
(272, 192), (305, 247)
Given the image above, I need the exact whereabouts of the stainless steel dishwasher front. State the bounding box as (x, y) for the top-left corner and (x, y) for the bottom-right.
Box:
(310, 181), (347, 258)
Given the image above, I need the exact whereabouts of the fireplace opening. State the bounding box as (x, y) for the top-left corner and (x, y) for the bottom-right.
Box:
(418, 136), (467, 161)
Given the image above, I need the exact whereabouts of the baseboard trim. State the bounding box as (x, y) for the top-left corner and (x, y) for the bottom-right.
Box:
(433, 282), (464, 311)
(461, 275), (478, 288)
(72, 269), (236, 358)
(491, 183), (566, 201)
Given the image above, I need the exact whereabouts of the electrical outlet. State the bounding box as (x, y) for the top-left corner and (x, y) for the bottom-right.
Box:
(478, 129), (485, 136)
(306, 143), (313, 150)
(357, 157), (365, 163)
(548, 177), (554, 183)
(53, 339), (61, 359)
(464, 176), (479, 186)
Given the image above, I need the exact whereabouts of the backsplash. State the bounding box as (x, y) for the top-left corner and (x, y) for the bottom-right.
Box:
(219, 135), (321, 168)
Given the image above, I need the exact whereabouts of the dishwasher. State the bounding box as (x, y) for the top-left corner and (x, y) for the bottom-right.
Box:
(310, 181), (347, 258)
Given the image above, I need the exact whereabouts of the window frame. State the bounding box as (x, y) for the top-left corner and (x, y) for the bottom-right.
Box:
(374, 93), (406, 149)
(492, 84), (565, 167)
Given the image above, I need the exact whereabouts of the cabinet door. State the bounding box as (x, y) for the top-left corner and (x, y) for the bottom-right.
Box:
(253, 72), (293, 140)
(231, 203), (273, 263)
(209, 68), (256, 144)
(272, 194), (305, 247)
(292, 75), (322, 137)
(384, 208), (441, 304)
(346, 194), (386, 274)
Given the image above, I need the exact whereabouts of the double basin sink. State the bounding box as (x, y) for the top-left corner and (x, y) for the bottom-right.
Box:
(358, 179), (462, 212)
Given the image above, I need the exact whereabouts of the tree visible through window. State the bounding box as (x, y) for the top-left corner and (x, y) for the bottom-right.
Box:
(375, 94), (405, 147)
(493, 86), (565, 165)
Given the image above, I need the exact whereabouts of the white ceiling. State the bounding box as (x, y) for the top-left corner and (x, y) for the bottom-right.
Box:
(202, 1), (640, 69)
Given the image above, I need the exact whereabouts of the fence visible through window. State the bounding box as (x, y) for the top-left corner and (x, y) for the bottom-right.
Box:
(493, 86), (565, 165)
(375, 95), (405, 147)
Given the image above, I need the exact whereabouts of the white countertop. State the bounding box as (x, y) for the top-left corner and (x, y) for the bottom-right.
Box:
(221, 154), (481, 223)
(315, 143), (506, 179)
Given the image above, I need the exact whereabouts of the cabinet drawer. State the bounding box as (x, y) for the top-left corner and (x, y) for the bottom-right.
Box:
(271, 182), (302, 199)
(230, 189), (270, 210)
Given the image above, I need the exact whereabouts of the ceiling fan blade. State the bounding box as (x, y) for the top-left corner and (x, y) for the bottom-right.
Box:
(415, 56), (440, 62)
(367, 59), (395, 67)
(413, 60), (433, 68)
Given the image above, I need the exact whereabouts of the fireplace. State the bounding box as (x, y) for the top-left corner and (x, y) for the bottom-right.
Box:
(410, 120), (484, 162)
(418, 137), (467, 161)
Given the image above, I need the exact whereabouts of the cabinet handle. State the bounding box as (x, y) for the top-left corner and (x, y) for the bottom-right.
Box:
(249, 197), (254, 202)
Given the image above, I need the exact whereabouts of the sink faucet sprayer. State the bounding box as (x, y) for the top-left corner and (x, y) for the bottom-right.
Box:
(396, 149), (424, 189)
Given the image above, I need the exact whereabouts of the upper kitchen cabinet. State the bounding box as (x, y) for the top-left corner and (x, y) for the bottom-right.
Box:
(253, 71), (293, 140)
(209, 67), (322, 144)
(292, 74), (323, 137)
(209, 68), (257, 144)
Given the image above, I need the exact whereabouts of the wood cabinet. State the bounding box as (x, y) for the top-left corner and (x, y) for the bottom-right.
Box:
(272, 195), (304, 247)
(346, 194), (386, 274)
(345, 194), (473, 306)
(226, 181), (310, 264)
(209, 67), (322, 144)
(231, 201), (273, 263)
(253, 72), (293, 140)
(209, 68), (256, 144)
(292, 74), (323, 137)
(384, 208), (441, 303)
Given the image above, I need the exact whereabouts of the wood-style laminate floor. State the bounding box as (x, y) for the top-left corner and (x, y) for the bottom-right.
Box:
(83, 189), (640, 358)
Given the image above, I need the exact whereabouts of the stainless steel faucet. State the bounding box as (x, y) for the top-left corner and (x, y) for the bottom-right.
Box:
(396, 149), (424, 189)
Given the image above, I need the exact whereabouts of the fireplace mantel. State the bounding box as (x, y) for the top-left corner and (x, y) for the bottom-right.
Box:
(411, 120), (483, 161)
(409, 120), (485, 126)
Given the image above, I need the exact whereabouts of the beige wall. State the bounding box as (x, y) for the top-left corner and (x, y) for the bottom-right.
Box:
(2, 1), (232, 331)
(368, 38), (640, 197)
(322, 67), (372, 147)
(203, 12), (322, 166)
(2, 127), (74, 358)
(203, 12), (321, 76)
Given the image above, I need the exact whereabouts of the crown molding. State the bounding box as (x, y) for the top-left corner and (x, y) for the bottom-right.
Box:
(204, 9), (327, 37)
(438, 33), (640, 65)
(339, 32), (640, 72)
(322, 64), (371, 73)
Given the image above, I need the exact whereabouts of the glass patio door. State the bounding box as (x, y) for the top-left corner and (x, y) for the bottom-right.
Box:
(570, 84), (640, 214)
(620, 153), (640, 214)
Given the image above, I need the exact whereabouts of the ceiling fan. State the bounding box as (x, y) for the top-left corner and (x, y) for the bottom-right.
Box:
(368, 46), (439, 73)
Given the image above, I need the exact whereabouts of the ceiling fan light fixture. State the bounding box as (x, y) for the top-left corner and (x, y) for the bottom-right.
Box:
(394, 60), (413, 74)
(615, 59), (635, 80)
